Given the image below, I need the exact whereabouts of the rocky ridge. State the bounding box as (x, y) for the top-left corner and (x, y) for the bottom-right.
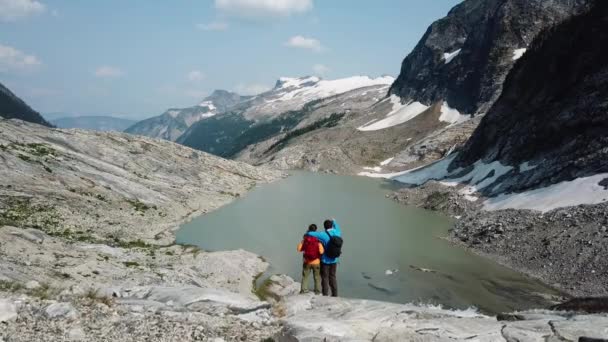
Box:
(0, 82), (51, 127)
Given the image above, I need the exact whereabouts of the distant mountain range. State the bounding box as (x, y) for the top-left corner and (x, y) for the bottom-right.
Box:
(0, 82), (51, 127)
(51, 116), (136, 132)
(175, 75), (395, 158)
(124, 90), (249, 141)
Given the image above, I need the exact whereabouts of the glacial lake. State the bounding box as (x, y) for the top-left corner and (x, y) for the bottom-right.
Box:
(176, 172), (560, 314)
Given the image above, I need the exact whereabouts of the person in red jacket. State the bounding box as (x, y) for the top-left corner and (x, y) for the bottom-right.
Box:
(297, 224), (325, 294)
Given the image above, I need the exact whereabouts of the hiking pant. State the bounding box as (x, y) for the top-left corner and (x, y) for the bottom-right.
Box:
(321, 263), (338, 297)
(301, 263), (321, 294)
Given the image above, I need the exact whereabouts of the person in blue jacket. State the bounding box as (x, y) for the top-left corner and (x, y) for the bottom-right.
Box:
(306, 218), (342, 297)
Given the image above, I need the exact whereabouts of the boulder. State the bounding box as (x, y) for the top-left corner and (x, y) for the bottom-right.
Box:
(0, 298), (17, 322)
(45, 302), (79, 320)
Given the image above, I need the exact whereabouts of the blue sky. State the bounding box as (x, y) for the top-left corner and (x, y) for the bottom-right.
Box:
(0, 0), (460, 119)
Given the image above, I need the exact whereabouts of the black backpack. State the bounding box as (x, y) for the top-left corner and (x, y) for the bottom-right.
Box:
(325, 232), (343, 258)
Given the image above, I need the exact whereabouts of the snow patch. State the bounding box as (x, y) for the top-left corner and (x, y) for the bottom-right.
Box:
(380, 157), (394, 166)
(385, 269), (399, 276)
(443, 49), (461, 64)
(363, 166), (382, 173)
(520, 161), (538, 172)
(439, 102), (470, 125)
(512, 48), (527, 61)
(167, 110), (181, 118)
(484, 173), (608, 212)
(362, 155), (513, 196)
(277, 76), (320, 89)
(358, 95), (429, 131)
(391, 154), (459, 184)
(275, 76), (393, 102)
(199, 100), (216, 111)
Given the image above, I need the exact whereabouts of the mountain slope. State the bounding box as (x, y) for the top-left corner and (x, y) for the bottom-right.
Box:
(450, 0), (608, 199)
(389, 0), (590, 116)
(177, 76), (394, 158)
(51, 116), (136, 131)
(0, 82), (51, 126)
(125, 90), (247, 141)
(389, 0), (607, 211)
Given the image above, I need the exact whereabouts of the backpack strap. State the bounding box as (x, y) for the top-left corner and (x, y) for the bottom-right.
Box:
(327, 231), (331, 241)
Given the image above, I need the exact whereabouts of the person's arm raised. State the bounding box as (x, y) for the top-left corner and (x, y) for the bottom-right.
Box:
(332, 219), (342, 235)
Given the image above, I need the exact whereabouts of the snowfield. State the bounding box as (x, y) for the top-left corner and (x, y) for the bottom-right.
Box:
(512, 48), (527, 61)
(245, 75), (394, 119)
(272, 75), (394, 103)
(360, 154), (608, 212)
(484, 173), (608, 212)
(438, 103), (470, 125)
(358, 98), (469, 131)
(358, 95), (429, 131)
(443, 49), (462, 64)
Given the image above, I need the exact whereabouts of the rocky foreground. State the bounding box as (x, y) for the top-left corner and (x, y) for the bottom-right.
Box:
(0, 119), (283, 341)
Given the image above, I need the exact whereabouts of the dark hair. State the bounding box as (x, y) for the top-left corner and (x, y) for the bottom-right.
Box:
(323, 220), (333, 230)
(308, 224), (317, 232)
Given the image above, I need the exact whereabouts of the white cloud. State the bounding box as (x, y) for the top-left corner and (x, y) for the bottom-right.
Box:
(234, 82), (271, 95)
(215, 0), (312, 17)
(187, 70), (205, 82)
(94, 66), (124, 78)
(0, 0), (45, 22)
(0, 43), (41, 72)
(312, 64), (329, 76)
(196, 21), (229, 31)
(285, 35), (322, 52)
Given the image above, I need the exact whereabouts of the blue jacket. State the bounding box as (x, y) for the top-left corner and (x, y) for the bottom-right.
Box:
(306, 220), (342, 264)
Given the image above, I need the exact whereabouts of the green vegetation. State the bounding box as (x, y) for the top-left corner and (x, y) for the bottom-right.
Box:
(67, 188), (108, 202)
(5, 142), (57, 173)
(0, 279), (24, 292)
(127, 199), (156, 213)
(0, 197), (59, 229)
(28, 283), (52, 300)
(222, 108), (310, 157)
(252, 275), (280, 302)
(26, 143), (56, 157)
(83, 288), (114, 306)
(113, 238), (154, 249)
(264, 112), (346, 154)
(123, 261), (140, 268)
(180, 98), (325, 157)
(17, 154), (31, 162)
(0, 280), (54, 299)
(424, 191), (452, 210)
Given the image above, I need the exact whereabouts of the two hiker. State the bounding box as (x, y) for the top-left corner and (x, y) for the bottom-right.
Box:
(297, 218), (343, 297)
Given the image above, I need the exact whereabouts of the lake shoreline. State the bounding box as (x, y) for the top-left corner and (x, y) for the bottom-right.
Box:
(389, 179), (608, 299)
(177, 171), (564, 313)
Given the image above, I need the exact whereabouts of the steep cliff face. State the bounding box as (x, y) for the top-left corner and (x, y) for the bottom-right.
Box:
(389, 0), (590, 116)
(451, 0), (608, 195)
(0, 82), (50, 127)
